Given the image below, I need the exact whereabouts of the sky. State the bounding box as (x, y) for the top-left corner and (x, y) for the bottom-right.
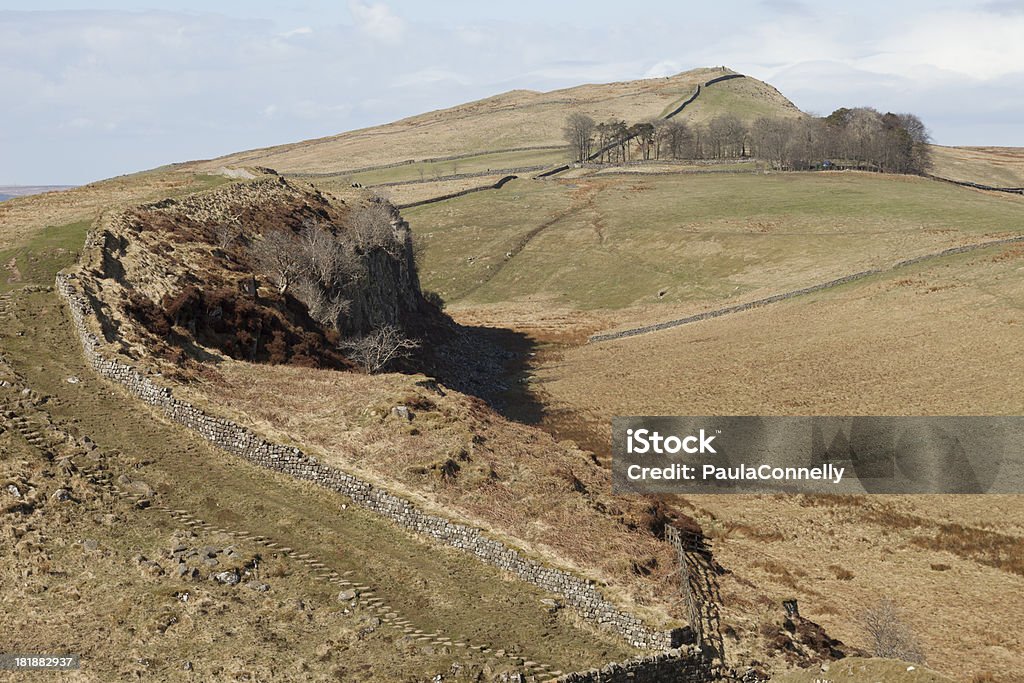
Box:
(2, 1), (1023, 185)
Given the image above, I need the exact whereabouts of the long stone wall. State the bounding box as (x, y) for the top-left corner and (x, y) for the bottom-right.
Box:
(703, 73), (745, 87)
(54, 269), (680, 651)
(368, 165), (546, 189)
(554, 648), (713, 683)
(589, 235), (1024, 343)
(543, 73), (748, 178)
(290, 146), (567, 179)
(926, 174), (1024, 195)
(663, 86), (702, 120)
(396, 175), (520, 209)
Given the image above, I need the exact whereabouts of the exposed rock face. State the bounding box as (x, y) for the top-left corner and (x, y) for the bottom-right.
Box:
(82, 173), (432, 369)
(346, 230), (422, 336)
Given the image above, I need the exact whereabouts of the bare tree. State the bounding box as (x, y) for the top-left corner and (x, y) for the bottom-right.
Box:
(657, 120), (694, 159)
(751, 117), (793, 168)
(213, 220), (241, 250)
(251, 229), (305, 294)
(339, 325), (420, 373)
(862, 598), (925, 664)
(299, 220), (363, 286)
(293, 275), (351, 328)
(706, 114), (747, 158)
(350, 202), (400, 253)
(563, 113), (596, 162)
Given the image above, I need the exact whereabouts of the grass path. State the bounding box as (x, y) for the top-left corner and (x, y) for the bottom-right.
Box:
(0, 287), (635, 676)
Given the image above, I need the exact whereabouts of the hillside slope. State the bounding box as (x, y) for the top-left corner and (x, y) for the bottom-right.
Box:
(188, 67), (801, 174)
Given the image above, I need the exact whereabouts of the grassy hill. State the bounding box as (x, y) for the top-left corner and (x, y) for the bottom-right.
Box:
(929, 145), (1024, 186)
(187, 67), (801, 176)
(405, 171), (1024, 310)
(4, 64), (1023, 682)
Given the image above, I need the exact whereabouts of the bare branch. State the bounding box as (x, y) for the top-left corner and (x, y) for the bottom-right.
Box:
(339, 325), (420, 374)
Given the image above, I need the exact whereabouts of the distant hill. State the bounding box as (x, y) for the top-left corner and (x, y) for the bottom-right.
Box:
(0, 185), (75, 202)
(188, 67), (802, 175)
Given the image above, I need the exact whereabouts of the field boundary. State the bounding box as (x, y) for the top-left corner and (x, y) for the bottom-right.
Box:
(589, 235), (1024, 343)
(395, 175), (520, 209)
(54, 215), (684, 649)
(368, 165), (546, 189)
(288, 145), (566, 179)
(537, 73), (747, 180)
(926, 174), (1024, 195)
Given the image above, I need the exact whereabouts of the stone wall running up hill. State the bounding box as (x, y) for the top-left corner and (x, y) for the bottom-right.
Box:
(55, 264), (684, 651)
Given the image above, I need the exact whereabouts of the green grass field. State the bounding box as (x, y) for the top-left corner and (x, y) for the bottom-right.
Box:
(405, 172), (1024, 310)
(343, 148), (568, 186)
(0, 172), (234, 292)
(0, 219), (91, 292)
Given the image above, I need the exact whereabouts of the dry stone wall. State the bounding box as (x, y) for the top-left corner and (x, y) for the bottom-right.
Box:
(55, 268), (681, 651)
(554, 648), (714, 683)
(396, 175), (520, 210)
(590, 235), (1024, 343)
(291, 146), (566, 179)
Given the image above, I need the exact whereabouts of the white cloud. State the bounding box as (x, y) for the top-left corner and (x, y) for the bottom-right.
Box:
(347, 1), (405, 43)
(866, 11), (1024, 80)
(4, 4), (1024, 184)
(281, 26), (313, 39)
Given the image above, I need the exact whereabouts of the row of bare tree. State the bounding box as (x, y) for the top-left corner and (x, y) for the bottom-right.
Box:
(248, 202), (397, 328)
(563, 106), (932, 174)
(244, 201), (421, 372)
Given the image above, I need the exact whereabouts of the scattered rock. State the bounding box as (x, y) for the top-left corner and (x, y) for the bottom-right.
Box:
(213, 569), (240, 586)
(6, 484), (22, 498)
(246, 581), (270, 592)
(138, 559), (164, 577)
(51, 488), (71, 502)
(66, 376), (80, 384)
(391, 405), (412, 421)
(540, 598), (563, 612)
(337, 590), (357, 602)
(82, 538), (99, 552)
(357, 616), (381, 636)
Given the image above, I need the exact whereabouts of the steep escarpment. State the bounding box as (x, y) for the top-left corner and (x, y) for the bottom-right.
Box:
(78, 173), (434, 371)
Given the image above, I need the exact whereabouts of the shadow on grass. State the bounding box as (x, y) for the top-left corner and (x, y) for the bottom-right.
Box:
(420, 321), (548, 426)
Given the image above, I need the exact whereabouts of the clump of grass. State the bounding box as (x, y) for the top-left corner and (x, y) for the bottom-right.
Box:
(913, 524), (1024, 577)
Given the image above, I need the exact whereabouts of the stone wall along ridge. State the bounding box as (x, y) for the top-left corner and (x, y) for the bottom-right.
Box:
(54, 265), (682, 650)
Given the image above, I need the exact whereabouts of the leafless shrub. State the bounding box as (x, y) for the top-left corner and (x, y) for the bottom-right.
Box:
(299, 220), (364, 286)
(350, 202), (400, 253)
(251, 229), (304, 294)
(563, 112), (596, 161)
(862, 598), (925, 664)
(339, 324), (420, 374)
(213, 222), (241, 250)
(293, 276), (351, 328)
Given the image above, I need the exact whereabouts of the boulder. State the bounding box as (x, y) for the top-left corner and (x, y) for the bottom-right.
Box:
(213, 569), (240, 586)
